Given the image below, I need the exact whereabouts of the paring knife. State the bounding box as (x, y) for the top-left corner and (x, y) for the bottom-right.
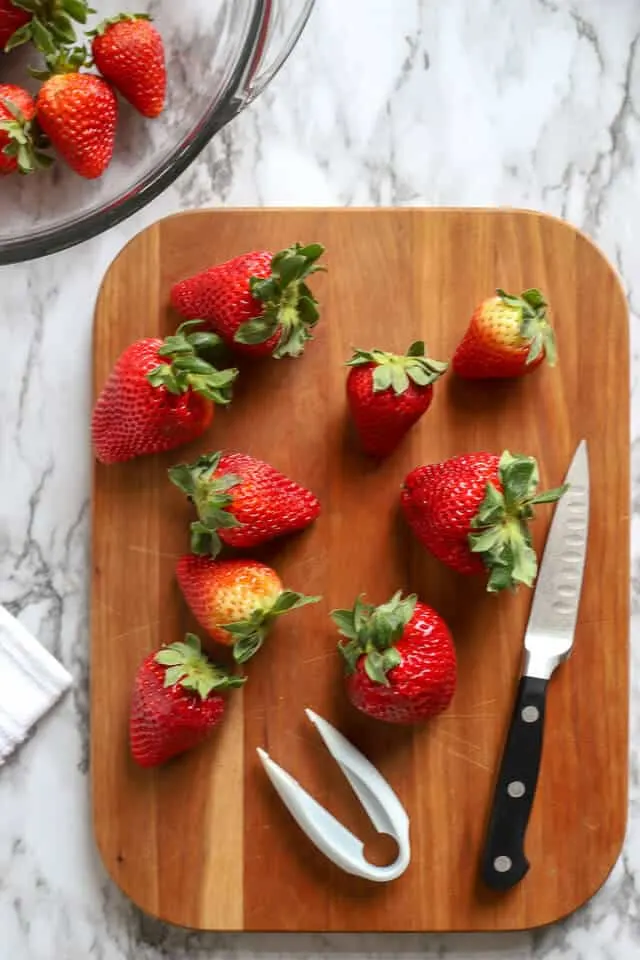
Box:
(480, 439), (589, 891)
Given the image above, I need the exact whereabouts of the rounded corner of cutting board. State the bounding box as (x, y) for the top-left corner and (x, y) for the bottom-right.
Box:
(90, 820), (154, 922)
(91, 817), (199, 931)
(512, 207), (629, 313)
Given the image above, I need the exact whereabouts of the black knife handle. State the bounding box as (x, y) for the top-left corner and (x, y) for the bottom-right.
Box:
(481, 675), (548, 891)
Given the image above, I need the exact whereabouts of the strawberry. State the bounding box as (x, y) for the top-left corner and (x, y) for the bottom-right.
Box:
(0, 84), (51, 174)
(170, 243), (326, 359)
(168, 450), (321, 557)
(129, 633), (245, 767)
(176, 555), (320, 663)
(345, 341), (448, 457)
(331, 591), (456, 725)
(452, 288), (557, 379)
(0, 1), (29, 51)
(91, 14), (166, 119)
(1, 0), (93, 53)
(92, 321), (238, 464)
(36, 71), (117, 179)
(401, 450), (567, 593)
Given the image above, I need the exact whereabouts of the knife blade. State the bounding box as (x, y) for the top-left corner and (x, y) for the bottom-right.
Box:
(480, 439), (590, 891)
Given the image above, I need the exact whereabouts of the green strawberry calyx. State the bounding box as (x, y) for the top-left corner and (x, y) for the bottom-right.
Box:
(154, 633), (245, 699)
(496, 288), (557, 366)
(168, 452), (243, 559)
(469, 451), (568, 593)
(234, 242), (326, 359)
(87, 12), (151, 37)
(6, 0), (94, 55)
(331, 590), (416, 686)
(346, 341), (448, 394)
(148, 320), (239, 405)
(0, 94), (52, 174)
(223, 591), (321, 664)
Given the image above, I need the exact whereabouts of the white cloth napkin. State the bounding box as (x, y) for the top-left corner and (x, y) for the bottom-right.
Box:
(0, 604), (73, 765)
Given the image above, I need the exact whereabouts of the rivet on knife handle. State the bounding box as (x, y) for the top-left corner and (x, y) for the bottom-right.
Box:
(481, 675), (548, 890)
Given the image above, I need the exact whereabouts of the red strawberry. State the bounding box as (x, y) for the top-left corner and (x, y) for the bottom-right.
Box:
(331, 591), (456, 724)
(452, 288), (557, 379)
(176, 555), (320, 663)
(91, 14), (166, 119)
(401, 450), (567, 592)
(170, 243), (326, 359)
(92, 322), (238, 464)
(129, 633), (245, 767)
(36, 71), (118, 179)
(168, 450), (321, 557)
(0, 1), (29, 51)
(345, 341), (448, 457)
(0, 84), (51, 175)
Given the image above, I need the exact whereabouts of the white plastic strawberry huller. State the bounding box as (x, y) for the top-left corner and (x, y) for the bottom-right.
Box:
(257, 708), (411, 883)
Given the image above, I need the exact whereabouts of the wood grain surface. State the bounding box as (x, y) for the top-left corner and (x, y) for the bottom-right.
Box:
(90, 208), (629, 932)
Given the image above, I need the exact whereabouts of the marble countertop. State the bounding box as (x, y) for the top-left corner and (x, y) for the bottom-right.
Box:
(1, 0), (639, 957)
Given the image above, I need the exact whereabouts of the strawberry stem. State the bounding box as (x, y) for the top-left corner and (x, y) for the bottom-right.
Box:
(468, 451), (568, 593)
(223, 591), (321, 664)
(346, 341), (448, 394)
(234, 242), (326, 359)
(331, 591), (414, 686)
(168, 452), (243, 558)
(87, 12), (151, 37)
(154, 634), (245, 699)
(147, 321), (239, 405)
(5, 0), (94, 56)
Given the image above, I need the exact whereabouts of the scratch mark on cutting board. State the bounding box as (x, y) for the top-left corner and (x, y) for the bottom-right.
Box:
(109, 620), (160, 643)
(299, 651), (335, 665)
(437, 728), (484, 753)
(441, 745), (491, 772)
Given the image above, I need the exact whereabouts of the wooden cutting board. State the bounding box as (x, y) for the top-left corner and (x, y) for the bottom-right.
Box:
(91, 208), (629, 932)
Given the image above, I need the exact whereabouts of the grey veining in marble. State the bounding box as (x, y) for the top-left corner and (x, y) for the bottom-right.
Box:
(1, 0), (640, 958)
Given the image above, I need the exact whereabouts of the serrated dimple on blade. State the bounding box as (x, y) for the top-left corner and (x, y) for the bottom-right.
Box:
(524, 441), (589, 673)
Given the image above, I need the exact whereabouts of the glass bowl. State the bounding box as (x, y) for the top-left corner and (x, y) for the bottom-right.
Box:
(0, 0), (315, 265)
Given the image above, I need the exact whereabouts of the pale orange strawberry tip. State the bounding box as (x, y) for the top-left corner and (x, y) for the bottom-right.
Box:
(495, 287), (557, 367)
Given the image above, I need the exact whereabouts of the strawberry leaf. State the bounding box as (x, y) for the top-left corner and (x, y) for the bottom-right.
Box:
(496, 287), (557, 368)
(4, 21), (33, 50)
(469, 451), (568, 593)
(270, 590), (321, 615)
(234, 314), (279, 345)
(232, 631), (265, 664)
(364, 650), (389, 686)
(239, 243), (326, 359)
(372, 365), (393, 392)
(331, 609), (358, 640)
(155, 634), (245, 696)
(350, 342), (447, 395)
(332, 591), (412, 685)
(338, 639), (362, 673)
